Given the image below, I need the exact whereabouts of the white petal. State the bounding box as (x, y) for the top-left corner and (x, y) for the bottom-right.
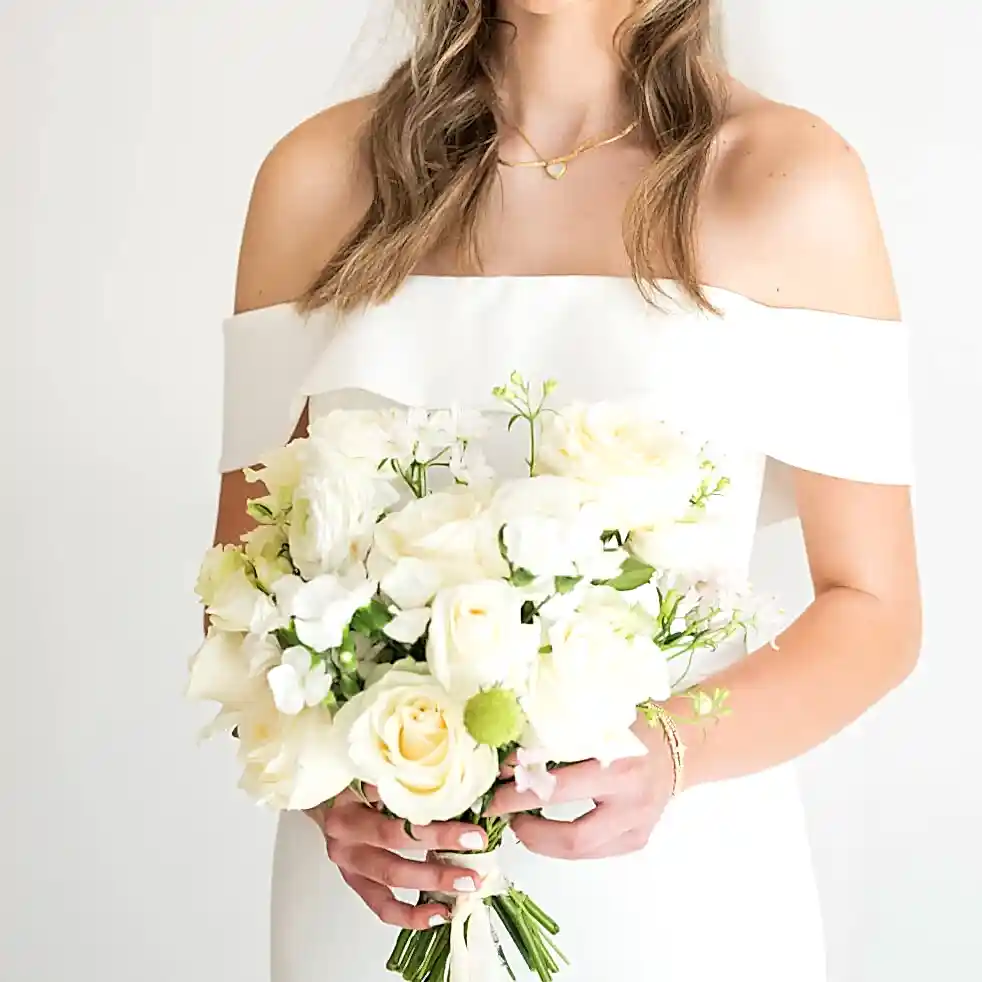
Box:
(266, 664), (306, 715)
(281, 645), (313, 675)
(384, 608), (432, 645)
(303, 665), (334, 707)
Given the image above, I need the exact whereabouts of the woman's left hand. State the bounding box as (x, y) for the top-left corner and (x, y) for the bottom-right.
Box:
(486, 724), (676, 859)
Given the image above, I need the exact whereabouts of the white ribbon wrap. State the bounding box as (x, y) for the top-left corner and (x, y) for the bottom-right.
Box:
(431, 850), (510, 982)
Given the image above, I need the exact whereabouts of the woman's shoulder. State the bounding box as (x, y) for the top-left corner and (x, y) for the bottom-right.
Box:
(234, 98), (376, 312)
(701, 87), (899, 319)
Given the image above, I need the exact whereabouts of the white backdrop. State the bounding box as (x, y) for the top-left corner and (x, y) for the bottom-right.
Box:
(3, 2), (980, 981)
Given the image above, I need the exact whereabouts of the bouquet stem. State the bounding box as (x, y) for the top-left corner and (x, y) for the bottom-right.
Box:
(387, 848), (564, 982)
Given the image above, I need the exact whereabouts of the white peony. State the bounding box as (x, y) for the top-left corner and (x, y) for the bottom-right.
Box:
(368, 488), (507, 609)
(266, 646), (333, 715)
(236, 691), (354, 810)
(195, 544), (282, 636)
(523, 588), (672, 766)
(538, 403), (707, 531)
(336, 664), (498, 825)
(288, 446), (399, 580)
(426, 580), (541, 699)
(274, 570), (377, 652)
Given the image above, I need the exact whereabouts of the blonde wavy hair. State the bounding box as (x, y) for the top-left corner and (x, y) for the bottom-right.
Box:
(301, 0), (726, 313)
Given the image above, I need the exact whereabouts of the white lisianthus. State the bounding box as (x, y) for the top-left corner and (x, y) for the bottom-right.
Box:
(187, 629), (280, 708)
(523, 592), (671, 766)
(274, 570), (377, 652)
(195, 544), (282, 636)
(236, 691), (354, 810)
(368, 488), (507, 609)
(266, 646), (333, 715)
(426, 580), (541, 699)
(244, 441), (305, 518)
(538, 403), (706, 531)
(336, 664), (498, 825)
(289, 447), (400, 579)
(242, 525), (293, 592)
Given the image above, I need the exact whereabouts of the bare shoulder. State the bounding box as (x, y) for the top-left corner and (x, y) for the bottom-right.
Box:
(234, 96), (375, 313)
(701, 90), (899, 319)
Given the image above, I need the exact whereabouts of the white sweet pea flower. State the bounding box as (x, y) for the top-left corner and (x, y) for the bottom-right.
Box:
(514, 745), (557, 802)
(428, 405), (489, 445)
(275, 570), (377, 652)
(195, 544), (282, 637)
(491, 476), (623, 580)
(538, 403), (707, 531)
(523, 593), (671, 766)
(426, 580), (541, 699)
(187, 630), (279, 708)
(335, 664), (498, 825)
(368, 488), (507, 609)
(244, 441), (305, 516)
(383, 607), (432, 645)
(288, 446), (399, 579)
(266, 646), (334, 716)
(236, 691), (354, 810)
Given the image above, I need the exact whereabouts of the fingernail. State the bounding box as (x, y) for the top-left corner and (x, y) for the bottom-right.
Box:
(459, 831), (484, 850)
(454, 877), (477, 892)
(428, 914), (447, 927)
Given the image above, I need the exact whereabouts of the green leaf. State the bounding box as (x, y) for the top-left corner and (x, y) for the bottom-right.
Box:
(403, 819), (420, 841)
(603, 556), (655, 591)
(245, 499), (276, 524)
(510, 567), (536, 588)
(350, 599), (392, 636)
(554, 575), (581, 595)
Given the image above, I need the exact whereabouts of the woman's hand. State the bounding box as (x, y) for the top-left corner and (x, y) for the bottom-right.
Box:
(487, 725), (675, 859)
(309, 788), (489, 929)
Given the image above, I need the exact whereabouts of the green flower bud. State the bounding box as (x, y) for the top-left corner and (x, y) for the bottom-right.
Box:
(464, 688), (525, 748)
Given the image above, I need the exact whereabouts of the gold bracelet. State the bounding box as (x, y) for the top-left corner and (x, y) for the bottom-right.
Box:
(649, 705), (686, 797)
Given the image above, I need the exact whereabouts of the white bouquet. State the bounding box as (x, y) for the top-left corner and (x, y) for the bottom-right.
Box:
(189, 373), (769, 982)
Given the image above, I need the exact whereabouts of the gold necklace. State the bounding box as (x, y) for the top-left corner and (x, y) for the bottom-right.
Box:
(498, 118), (639, 180)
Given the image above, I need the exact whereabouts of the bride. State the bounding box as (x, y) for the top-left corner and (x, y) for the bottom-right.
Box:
(212, 1), (920, 979)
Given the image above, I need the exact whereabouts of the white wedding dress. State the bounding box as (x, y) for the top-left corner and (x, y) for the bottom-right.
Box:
(219, 275), (912, 981)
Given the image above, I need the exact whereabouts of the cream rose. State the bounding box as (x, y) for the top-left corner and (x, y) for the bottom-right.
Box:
(368, 488), (507, 609)
(538, 403), (706, 531)
(337, 665), (498, 825)
(426, 580), (540, 699)
(629, 517), (726, 576)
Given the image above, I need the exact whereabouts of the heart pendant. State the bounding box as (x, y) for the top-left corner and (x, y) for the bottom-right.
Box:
(544, 160), (568, 180)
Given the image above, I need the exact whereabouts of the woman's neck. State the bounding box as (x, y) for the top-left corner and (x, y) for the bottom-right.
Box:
(491, 1), (637, 146)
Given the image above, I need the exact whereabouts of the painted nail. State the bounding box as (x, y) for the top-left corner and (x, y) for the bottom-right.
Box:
(454, 877), (477, 892)
(459, 831), (484, 851)
(428, 914), (447, 927)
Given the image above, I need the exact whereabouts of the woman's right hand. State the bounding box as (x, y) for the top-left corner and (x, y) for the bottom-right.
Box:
(309, 789), (489, 930)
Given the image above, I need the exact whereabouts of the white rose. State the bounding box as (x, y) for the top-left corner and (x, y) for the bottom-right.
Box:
(368, 489), (507, 609)
(491, 476), (623, 579)
(629, 517), (726, 576)
(426, 580), (541, 699)
(538, 403), (706, 530)
(523, 591), (671, 766)
(274, 570), (377, 652)
(237, 691), (354, 810)
(308, 409), (400, 465)
(288, 447), (399, 579)
(195, 544), (282, 636)
(337, 665), (498, 825)
(242, 525), (293, 591)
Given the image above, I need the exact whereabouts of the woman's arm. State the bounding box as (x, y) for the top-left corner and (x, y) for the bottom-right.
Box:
(490, 105), (921, 851)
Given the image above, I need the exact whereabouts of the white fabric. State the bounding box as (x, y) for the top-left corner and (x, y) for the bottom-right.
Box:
(216, 275), (912, 981)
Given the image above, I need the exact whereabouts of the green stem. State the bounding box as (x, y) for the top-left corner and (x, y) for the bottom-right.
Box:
(387, 929), (414, 973)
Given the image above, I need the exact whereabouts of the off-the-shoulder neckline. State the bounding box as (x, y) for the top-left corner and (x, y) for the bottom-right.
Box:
(228, 275), (903, 325)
